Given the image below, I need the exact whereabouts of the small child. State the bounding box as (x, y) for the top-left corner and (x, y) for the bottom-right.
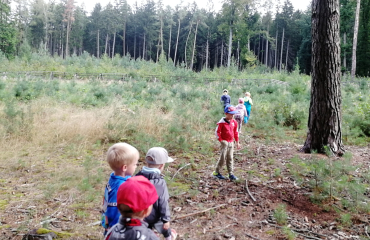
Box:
(136, 147), (177, 240)
(220, 89), (231, 110)
(104, 176), (160, 240)
(235, 98), (248, 133)
(243, 92), (253, 124)
(101, 143), (140, 234)
(213, 105), (241, 181)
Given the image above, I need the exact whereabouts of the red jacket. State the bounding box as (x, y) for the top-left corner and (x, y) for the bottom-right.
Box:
(215, 118), (239, 143)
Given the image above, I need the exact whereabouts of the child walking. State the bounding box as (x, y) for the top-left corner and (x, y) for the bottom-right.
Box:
(104, 176), (160, 240)
(213, 105), (241, 181)
(235, 98), (248, 133)
(243, 92), (253, 124)
(101, 143), (140, 234)
(136, 147), (177, 240)
(220, 89), (231, 110)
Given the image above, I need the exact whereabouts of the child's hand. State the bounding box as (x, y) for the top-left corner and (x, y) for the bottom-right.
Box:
(163, 222), (170, 230)
(237, 142), (241, 149)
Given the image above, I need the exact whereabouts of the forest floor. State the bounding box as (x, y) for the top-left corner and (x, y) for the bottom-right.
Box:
(0, 134), (369, 240)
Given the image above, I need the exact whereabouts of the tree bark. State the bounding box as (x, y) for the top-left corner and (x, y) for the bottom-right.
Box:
(97, 29), (100, 58)
(351, 0), (361, 78)
(275, 30), (278, 69)
(227, 26), (232, 68)
(190, 20), (199, 70)
(168, 25), (171, 61)
(279, 28), (284, 71)
(112, 30), (116, 58)
(174, 18), (181, 66)
(265, 25), (269, 66)
(302, 0), (345, 155)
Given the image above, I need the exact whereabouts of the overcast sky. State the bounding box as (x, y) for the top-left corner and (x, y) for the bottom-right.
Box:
(77, 0), (311, 14)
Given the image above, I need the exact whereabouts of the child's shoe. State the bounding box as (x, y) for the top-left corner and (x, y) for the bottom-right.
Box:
(165, 229), (177, 240)
(229, 174), (238, 181)
(212, 171), (226, 180)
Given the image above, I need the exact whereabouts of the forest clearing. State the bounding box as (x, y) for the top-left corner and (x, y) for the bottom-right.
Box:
(0, 56), (369, 239)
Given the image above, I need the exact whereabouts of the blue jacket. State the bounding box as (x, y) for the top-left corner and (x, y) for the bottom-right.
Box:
(101, 173), (131, 230)
(220, 94), (231, 106)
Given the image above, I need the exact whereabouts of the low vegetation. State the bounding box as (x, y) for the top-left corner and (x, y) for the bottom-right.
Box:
(0, 56), (369, 239)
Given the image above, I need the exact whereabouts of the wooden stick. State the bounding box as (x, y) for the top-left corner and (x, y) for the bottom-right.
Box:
(173, 204), (226, 220)
(265, 221), (328, 239)
(245, 179), (256, 202)
(245, 233), (261, 240)
(171, 163), (191, 180)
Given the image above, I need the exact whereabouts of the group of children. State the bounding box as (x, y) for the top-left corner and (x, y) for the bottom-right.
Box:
(99, 89), (253, 239)
(214, 89), (253, 180)
(101, 143), (177, 240)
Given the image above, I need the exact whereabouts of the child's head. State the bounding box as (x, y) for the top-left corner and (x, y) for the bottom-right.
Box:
(245, 92), (251, 97)
(106, 143), (140, 175)
(224, 105), (238, 121)
(145, 147), (174, 171)
(223, 89), (228, 95)
(117, 176), (158, 219)
(238, 98), (244, 104)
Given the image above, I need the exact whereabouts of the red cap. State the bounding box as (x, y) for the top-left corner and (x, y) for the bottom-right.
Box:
(117, 176), (158, 213)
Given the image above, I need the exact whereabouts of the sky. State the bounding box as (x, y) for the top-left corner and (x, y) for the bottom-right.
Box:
(77, 0), (312, 14)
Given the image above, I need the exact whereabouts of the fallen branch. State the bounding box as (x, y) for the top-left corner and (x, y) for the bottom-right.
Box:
(173, 204), (226, 220)
(365, 226), (370, 238)
(264, 221), (328, 239)
(245, 233), (261, 240)
(209, 223), (236, 232)
(245, 180), (256, 202)
(171, 163), (191, 180)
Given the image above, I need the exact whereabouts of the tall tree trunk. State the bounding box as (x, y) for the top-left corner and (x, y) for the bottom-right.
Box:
(221, 41), (224, 67)
(237, 40), (240, 69)
(279, 28), (284, 71)
(123, 19), (126, 56)
(134, 28), (136, 59)
(142, 32), (146, 60)
(302, 0), (344, 155)
(174, 19), (181, 66)
(206, 33), (209, 70)
(351, 0), (361, 78)
(227, 26), (232, 68)
(97, 29), (100, 58)
(247, 35), (250, 51)
(265, 25), (269, 66)
(285, 40), (289, 70)
(190, 20), (199, 70)
(275, 30), (278, 69)
(105, 33), (109, 55)
(156, 34), (160, 62)
(112, 30), (116, 58)
(168, 25), (171, 61)
(65, 20), (70, 58)
(184, 22), (193, 68)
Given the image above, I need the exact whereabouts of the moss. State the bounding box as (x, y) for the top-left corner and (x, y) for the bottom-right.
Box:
(36, 228), (74, 238)
(0, 200), (8, 210)
(0, 224), (10, 229)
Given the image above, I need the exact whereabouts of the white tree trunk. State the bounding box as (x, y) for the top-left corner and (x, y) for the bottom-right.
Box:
(174, 19), (181, 66)
(227, 26), (232, 68)
(279, 28), (284, 71)
(190, 21), (199, 70)
(112, 30), (116, 58)
(275, 30), (278, 69)
(351, 0), (361, 78)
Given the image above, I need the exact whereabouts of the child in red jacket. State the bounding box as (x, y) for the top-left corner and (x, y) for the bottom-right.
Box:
(213, 105), (241, 181)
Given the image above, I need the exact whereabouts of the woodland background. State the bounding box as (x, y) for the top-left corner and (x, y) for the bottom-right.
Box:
(0, 0), (369, 75)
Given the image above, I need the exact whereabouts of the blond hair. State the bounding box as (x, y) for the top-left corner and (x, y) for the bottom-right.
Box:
(106, 143), (139, 171)
(245, 92), (251, 97)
